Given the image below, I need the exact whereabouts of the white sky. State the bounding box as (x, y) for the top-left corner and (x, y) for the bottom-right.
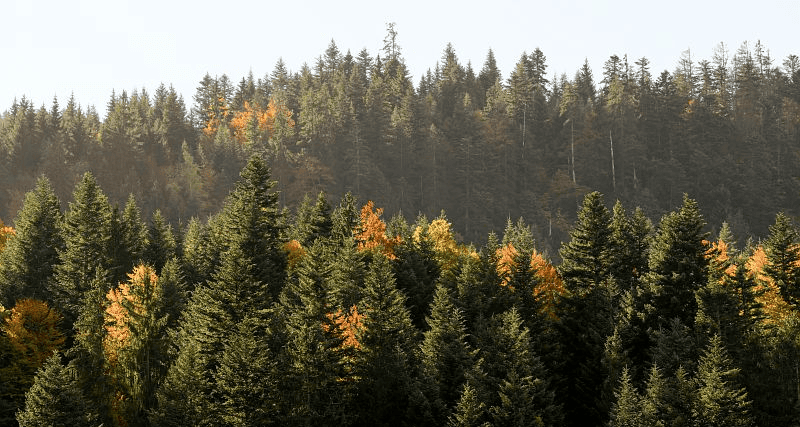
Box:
(3, 0), (798, 117)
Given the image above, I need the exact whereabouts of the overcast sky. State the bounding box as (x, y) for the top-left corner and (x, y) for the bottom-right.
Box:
(3, 0), (798, 117)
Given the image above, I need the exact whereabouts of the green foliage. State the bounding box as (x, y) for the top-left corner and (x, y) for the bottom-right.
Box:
(0, 176), (63, 306)
(16, 353), (96, 427)
(692, 335), (754, 427)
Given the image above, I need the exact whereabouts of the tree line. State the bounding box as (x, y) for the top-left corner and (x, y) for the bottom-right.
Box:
(1, 32), (799, 253)
(2, 153), (800, 426)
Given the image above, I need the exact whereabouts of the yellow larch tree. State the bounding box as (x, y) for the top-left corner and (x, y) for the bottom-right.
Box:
(355, 201), (401, 259)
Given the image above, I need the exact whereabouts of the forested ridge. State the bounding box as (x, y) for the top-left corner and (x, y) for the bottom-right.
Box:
(1, 30), (800, 426)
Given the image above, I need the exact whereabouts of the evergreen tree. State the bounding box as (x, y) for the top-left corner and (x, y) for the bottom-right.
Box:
(692, 335), (754, 427)
(214, 318), (279, 427)
(608, 367), (643, 427)
(352, 253), (418, 426)
(0, 176), (63, 306)
(115, 194), (149, 282)
(645, 194), (709, 328)
(420, 284), (475, 425)
(448, 383), (489, 427)
(558, 191), (613, 295)
(144, 209), (177, 274)
(16, 353), (96, 427)
(763, 212), (800, 306)
(150, 340), (213, 426)
(278, 240), (352, 426)
(50, 172), (114, 329)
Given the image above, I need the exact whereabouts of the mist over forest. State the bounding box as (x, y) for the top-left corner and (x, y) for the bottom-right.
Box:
(1, 29), (800, 426)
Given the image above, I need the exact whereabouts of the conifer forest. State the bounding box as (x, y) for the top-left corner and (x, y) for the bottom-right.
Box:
(2, 32), (800, 426)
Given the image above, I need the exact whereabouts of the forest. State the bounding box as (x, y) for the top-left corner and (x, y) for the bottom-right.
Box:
(1, 29), (800, 426)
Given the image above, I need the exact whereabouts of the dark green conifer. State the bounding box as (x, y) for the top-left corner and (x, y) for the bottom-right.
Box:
(16, 353), (96, 427)
(144, 209), (177, 274)
(692, 335), (754, 427)
(0, 176), (63, 306)
(607, 367), (643, 427)
(50, 172), (114, 328)
(420, 284), (475, 425)
(448, 383), (489, 427)
(763, 212), (800, 306)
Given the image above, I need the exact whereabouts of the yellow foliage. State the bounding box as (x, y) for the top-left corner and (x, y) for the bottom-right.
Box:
(746, 246), (795, 323)
(355, 201), (401, 259)
(496, 243), (518, 287)
(413, 217), (461, 270)
(104, 265), (160, 365)
(530, 249), (566, 319)
(0, 217), (14, 253)
(704, 239), (737, 277)
(283, 239), (306, 270)
(2, 299), (64, 370)
(326, 305), (364, 350)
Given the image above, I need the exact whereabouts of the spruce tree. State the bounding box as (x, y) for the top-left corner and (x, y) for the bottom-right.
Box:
(214, 318), (279, 427)
(50, 172), (114, 328)
(16, 353), (96, 427)
(763, 212), (800, 306)
(448, 383), (489, 427)
(607, 367), (643, 427)
(692, 335), (754, 427)
(113, 194), (148, 283)
(353, 253), (418, 426)
(645, 194), (709, 328)
(558, 191), (612, 295)
(420, 284), (475, 425)
(278, 240), (352, 426)
(150, 340), (213, 426)
(144, 209), (177, 274)
(0, 176), (63, 306)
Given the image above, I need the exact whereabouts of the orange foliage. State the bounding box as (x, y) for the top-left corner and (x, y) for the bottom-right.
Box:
(326, 305), (364, 349)
(227, 99), (296, 144)
(355, 201), (401, 259)
(746, 246), (795, 323)
(496, 243), (518, 287)
(530, 249), (566, 319)
(202, 96), (232, 138)
(704, 239), (737, 277)
(104, 265), (160, 364)
(0, 217), (14, 253)
(413, 217), (465, 270)
(283, 239), (306, 270)
(2, 299), (64, 370)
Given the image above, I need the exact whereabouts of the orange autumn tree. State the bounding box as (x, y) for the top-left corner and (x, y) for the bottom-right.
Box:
(495, 242), (565, 318)
(530, 248), (566, 318)
(2, 298), (64, 371)
(283, 239), (307, 271)
(355, 201), (401, 259)
(229, 99), (296, 144)
(202, 96), (232, 138)
(104, 264), (169, 426)
(0, 218), (14, 253)
(326, 305), (364, 350)
(413, 215), (468, 272)
(746, 246), (795, 323)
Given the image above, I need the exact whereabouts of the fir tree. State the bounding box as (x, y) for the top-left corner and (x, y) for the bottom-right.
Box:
(692, 335), (754, 427)
(214, 318), (279, 427)
(50, 172), (114, 328)
(144, 209), (177, 274)
(420, 284), (475, 425)
(352, 253), (418, 426)
(16, 353), (96, 427)
(0, 176), (63, 306)
(448, 383), (489, 427)
(763, 212), (800, 307)
(608, 367), (643, 427)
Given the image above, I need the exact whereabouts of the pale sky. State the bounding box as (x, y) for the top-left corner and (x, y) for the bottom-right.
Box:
(3, 0), (798, 117)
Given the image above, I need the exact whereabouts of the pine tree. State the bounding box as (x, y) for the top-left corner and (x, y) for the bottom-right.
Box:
(16, 353), (96, 427)
(0, 176), (63, 306)
(50, 172), (114, 328)
(558, 191), (612, 296)
(692, 335), (754, 427)
(149, 340), (213, 426)
(114, 194), (148, 282)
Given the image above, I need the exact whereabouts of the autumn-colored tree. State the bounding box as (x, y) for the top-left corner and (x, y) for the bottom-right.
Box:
(746, 246), (794, 323)
(413, 215), (464, 272)
(283, 239), (306, 273)
(355, 201), (401, 259)
(0, 219), (13, 253)
(530, 249), (566, 319)
(104, 265), (169, 426)
(3, 299), (65, 372)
